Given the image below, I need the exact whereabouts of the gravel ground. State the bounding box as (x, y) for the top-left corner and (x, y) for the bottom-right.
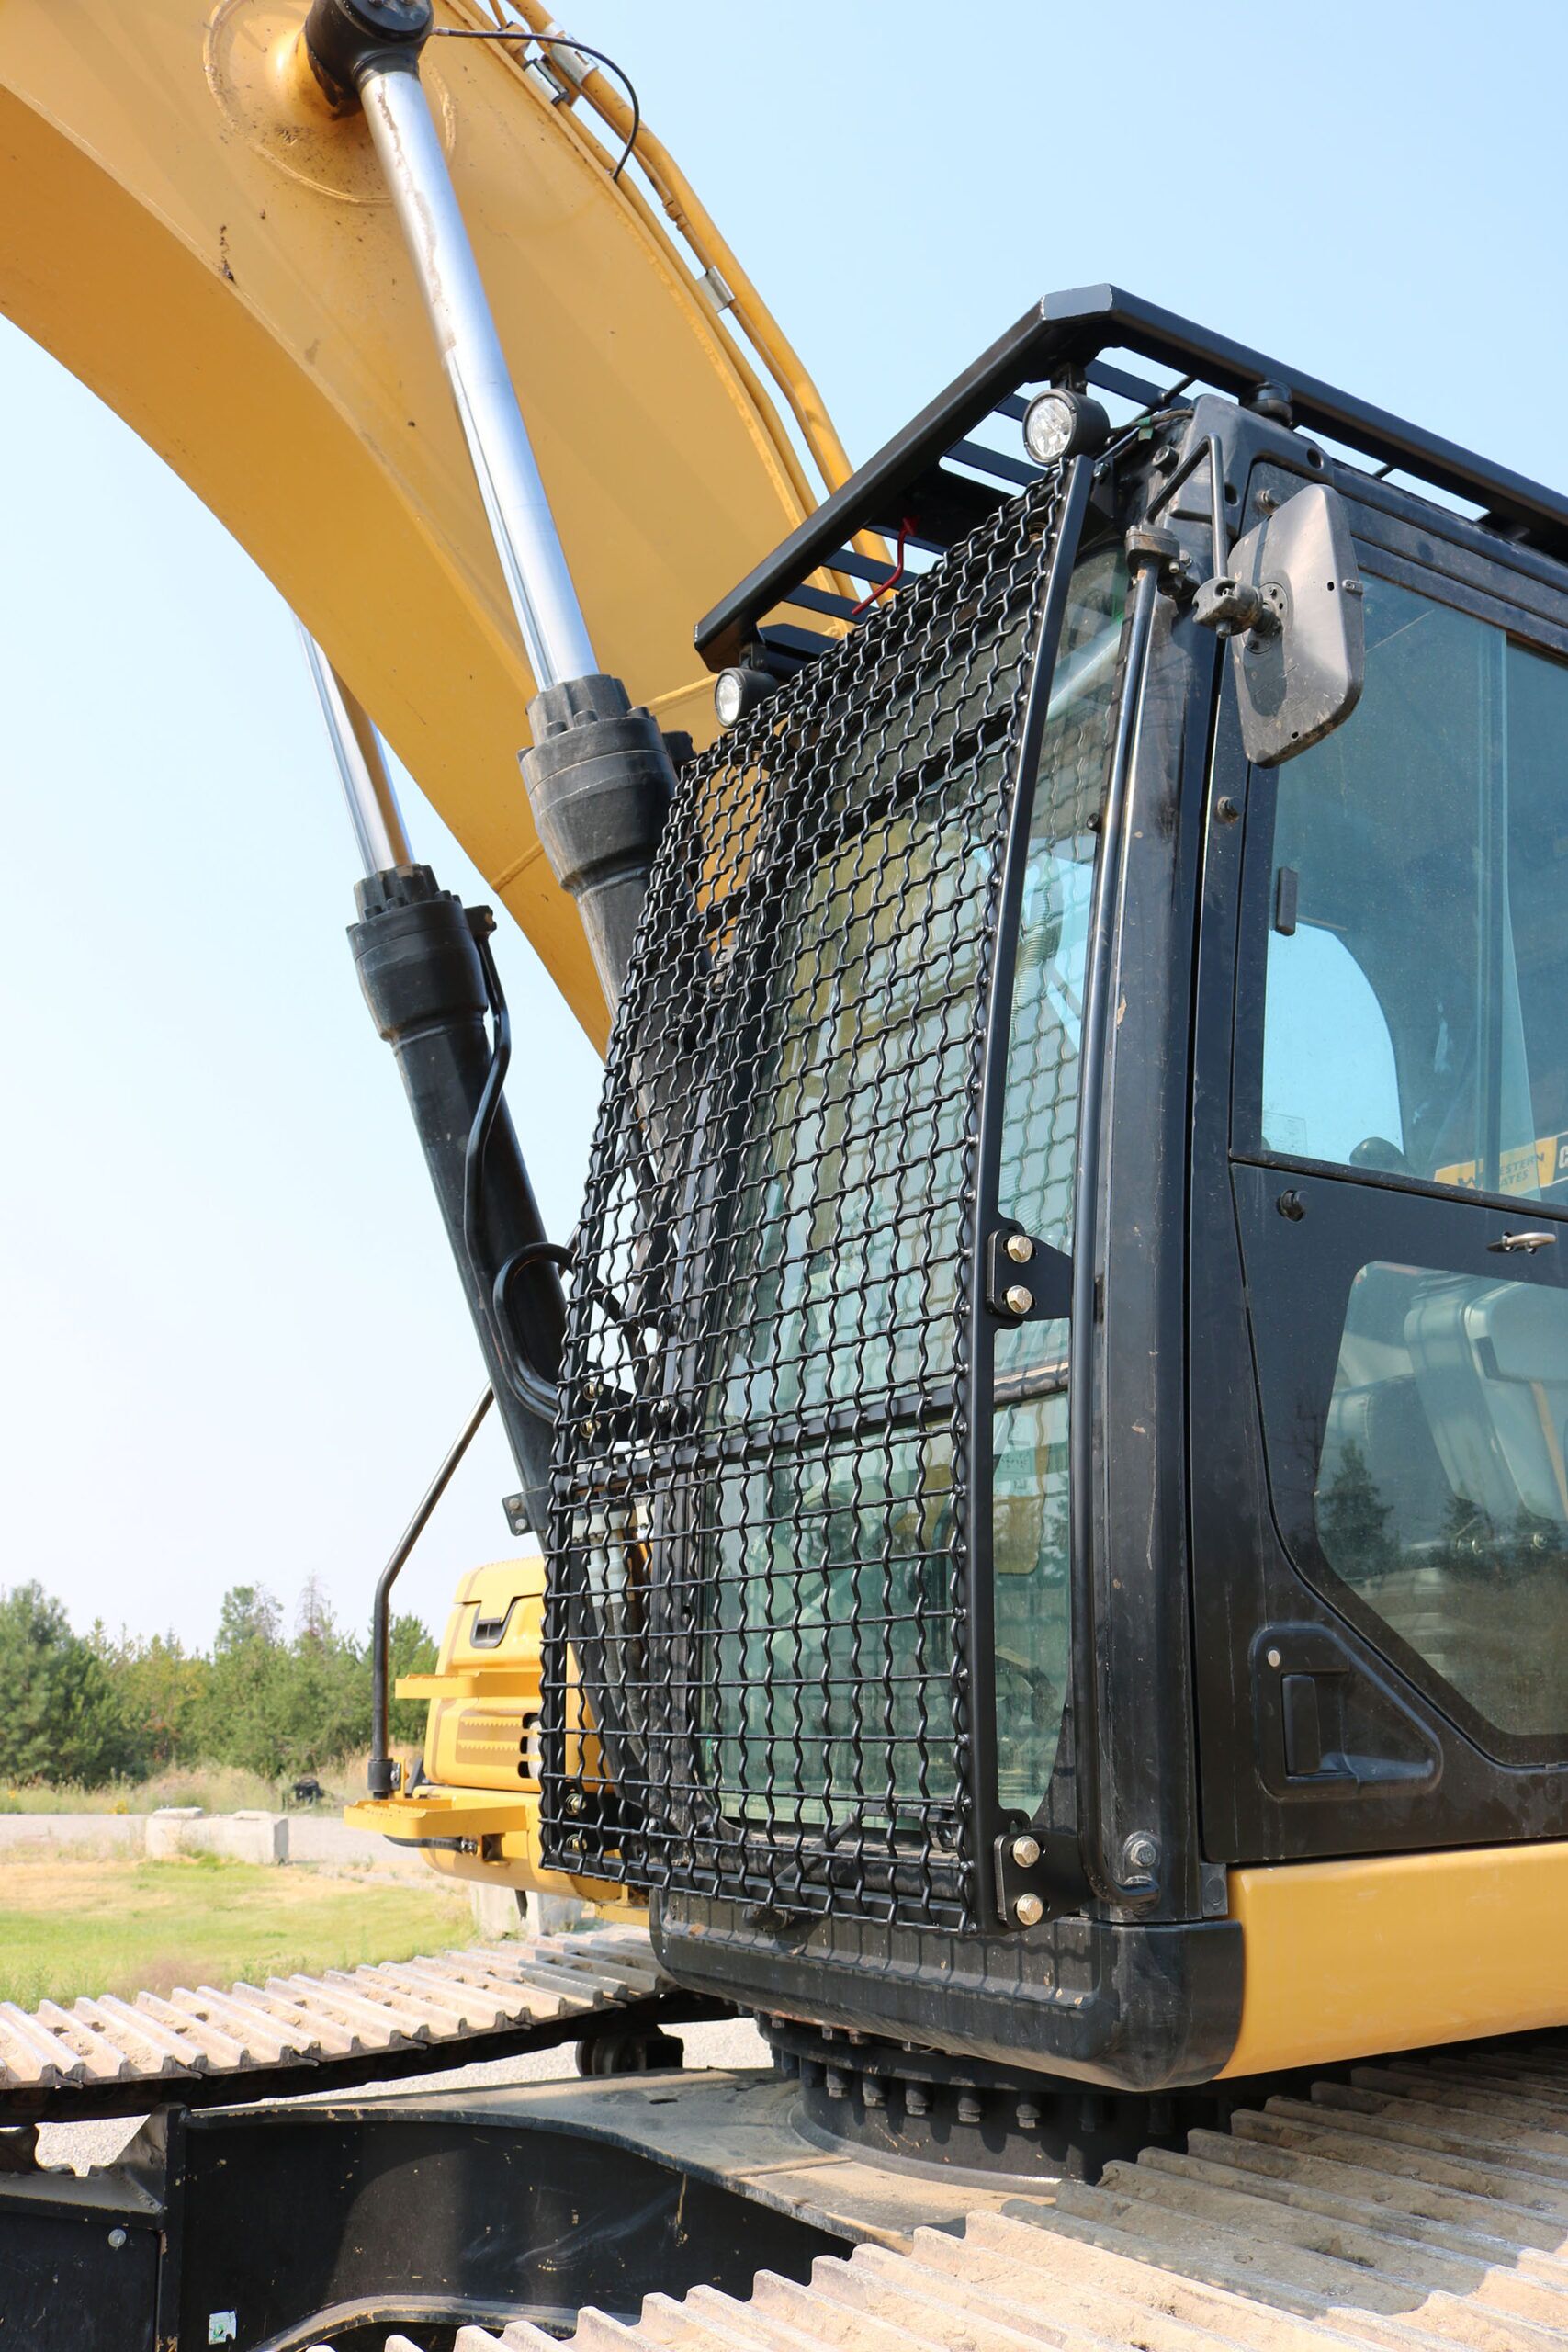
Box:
(37, 2014), (771, 2177)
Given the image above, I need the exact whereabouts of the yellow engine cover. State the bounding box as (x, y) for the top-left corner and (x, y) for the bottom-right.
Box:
(344, 1557), (638, 1911)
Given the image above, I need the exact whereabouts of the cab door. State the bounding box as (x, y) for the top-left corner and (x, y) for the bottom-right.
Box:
(1190, 519), (1568, 1863)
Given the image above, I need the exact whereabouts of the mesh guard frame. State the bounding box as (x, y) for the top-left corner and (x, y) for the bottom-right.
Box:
(541, 458), (1097, 1934)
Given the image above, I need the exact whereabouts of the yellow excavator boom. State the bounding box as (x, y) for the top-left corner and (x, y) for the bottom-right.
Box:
(0, 0), (838, 1043)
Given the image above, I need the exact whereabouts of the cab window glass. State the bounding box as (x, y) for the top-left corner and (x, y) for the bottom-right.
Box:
(991, 542), (1126, 1809)
(1253, 577), (1568, 1203)
(1317, 1261), (1568, 1736)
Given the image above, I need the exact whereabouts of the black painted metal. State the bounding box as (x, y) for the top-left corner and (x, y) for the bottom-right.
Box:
(763, 2013), (1335, 2183)
(0, 2181), (159, 2352)
(959, 453), (1094, 1923)
(349, 864), (564, 1534)
(1066, 553), (1163, 1905)
(174, 2098), (846, 2349)
(1186, 461), (1568, 1866)
(368, 1385), (492, 1798)
(694, 285), (1568, 672)
(0, 2082), (851, 2352)
(542, 464), (1080, 1930)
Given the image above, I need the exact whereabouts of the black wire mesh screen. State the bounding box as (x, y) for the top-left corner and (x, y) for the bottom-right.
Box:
(540, 469), (1069, 1931)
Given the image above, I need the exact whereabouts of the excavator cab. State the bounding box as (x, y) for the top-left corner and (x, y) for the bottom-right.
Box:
(528, 288), (1568, 2120)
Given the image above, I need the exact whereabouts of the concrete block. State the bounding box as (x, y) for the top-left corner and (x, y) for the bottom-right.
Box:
(468, 1881), (526, 1940)
(210, 1811), (288, 1864)
(285, 1815), (431, 1878)
(530, 1891), (592, 1937)
(143, 1808), (205, 1860)
(144, 1808), (287, 1864)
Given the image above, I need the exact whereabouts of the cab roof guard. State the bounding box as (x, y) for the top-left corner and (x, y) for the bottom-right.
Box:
(694, 282), (1568, 673)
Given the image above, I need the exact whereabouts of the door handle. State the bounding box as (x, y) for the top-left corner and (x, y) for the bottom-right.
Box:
(1490, 1230), (1557, 1254)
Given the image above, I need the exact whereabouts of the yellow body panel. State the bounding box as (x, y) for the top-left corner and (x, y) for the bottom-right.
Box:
(350, 1557), (621, 1902)
(344, 1787), (640, 1908)
(0, 1), (825, 1042)
(1224, 1844), (1568, 2076)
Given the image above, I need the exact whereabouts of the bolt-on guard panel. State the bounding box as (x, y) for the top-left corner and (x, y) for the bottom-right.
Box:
(541, 469), (1077, 1931)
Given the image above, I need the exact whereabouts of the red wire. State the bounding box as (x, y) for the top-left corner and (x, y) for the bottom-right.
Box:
(851, 516), (915, 619)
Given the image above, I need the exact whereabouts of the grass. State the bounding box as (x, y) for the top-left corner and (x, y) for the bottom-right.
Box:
(0, 1755), (389, 1816)
(0, 1852), (475, 2009)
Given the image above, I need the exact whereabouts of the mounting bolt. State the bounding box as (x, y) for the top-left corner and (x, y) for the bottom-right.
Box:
(1005, 1232), (1034, 1264)
(1015, 1892), (1044, 1928)
(1266, 1646), (1282, 1668)
(1122, 1832), (1160, 1879)
(1010, 1832), (1042, 1870)
(1004, 1283), (1034, 1317)
(107, 2229), (127, 2251)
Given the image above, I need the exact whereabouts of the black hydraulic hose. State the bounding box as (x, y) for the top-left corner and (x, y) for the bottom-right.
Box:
(466, 922), (570, 1422)
(368, 1386), (494, 1799)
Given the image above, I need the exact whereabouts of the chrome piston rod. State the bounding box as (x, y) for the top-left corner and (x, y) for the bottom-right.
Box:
(300, 0), (674, 1016)
(357, 44), (598, 692)
(297, 622), (413, 876)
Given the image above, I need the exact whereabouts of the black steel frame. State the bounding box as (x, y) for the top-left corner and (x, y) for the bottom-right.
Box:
(1187, 458), (1568, 1860)
(694, 284), (1568, 673)
(0, 2079), (852, 2352)
(544, 459), (1099, 1936)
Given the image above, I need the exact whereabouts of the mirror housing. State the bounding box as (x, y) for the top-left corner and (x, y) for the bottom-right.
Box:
(1211, 481), (1365, 766)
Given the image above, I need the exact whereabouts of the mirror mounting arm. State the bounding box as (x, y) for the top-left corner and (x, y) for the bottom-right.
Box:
(1193, 572), (1284, 639)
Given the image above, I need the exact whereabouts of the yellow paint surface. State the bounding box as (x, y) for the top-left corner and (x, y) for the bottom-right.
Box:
(1224, 1843), (1568, 2075)
(0, 2), (821, 1043)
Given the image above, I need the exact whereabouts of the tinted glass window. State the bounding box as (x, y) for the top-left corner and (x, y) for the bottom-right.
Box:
(992, 543), (1125, 1807)
(1254, 577), (1568, 1202)
(1318, 1261), (1568, 1736)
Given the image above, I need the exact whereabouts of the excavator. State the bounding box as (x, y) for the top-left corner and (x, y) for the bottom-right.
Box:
(3, 4), (1568, 2347)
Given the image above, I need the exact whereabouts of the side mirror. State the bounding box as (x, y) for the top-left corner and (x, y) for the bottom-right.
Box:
(1198, 481), (1365, 767)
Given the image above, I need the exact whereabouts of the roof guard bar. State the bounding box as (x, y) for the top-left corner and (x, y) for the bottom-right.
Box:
(694, 283), (1568, 673)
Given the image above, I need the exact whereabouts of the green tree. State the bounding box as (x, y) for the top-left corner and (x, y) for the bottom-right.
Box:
(0, 1584), (138, 1786)
(1316, 1442), (1397, 1580)
(387, 1610), (440, 1747)
(197, 1582), (292, 1779)
(195, 1582), (439, 1779)
(1437, 1489), (1495, 1579)
(94, 1629), (211, 1771)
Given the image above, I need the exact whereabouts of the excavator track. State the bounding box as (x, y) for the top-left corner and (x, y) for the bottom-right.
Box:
(0, 1929), (704, 2121)
(407, 2035), (1568, 2352)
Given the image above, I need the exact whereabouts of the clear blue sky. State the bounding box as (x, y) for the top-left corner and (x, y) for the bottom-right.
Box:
(3, 0), (1563, 1648)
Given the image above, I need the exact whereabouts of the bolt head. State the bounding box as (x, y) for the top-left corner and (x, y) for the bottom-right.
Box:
(1014, 1892), (1045, 1928)
(1010, 1831), (1042, 1870)
(1122, 1833), (1159, 1877)
(1266, 1646), (1282, 1668)
(1005, 1231), (1034, 1264)
(1004, 1283), (1034, 1317)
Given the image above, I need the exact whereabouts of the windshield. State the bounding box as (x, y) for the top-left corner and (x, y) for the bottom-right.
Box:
(1254, 575), (1568, 1202)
